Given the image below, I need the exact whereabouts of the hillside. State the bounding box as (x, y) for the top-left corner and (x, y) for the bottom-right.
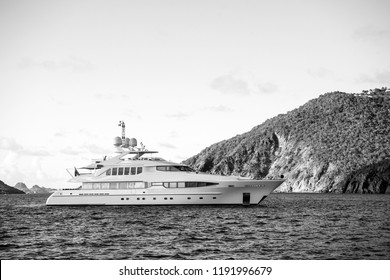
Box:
(14, 182), (56, 194)
(183, 88), (390, 193)
(0, 180), (25, 194)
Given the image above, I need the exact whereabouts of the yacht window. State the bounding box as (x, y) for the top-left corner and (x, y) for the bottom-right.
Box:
(156, 166), (194, 172)
(152, 181), (216, 188)
(156, 166), (167, 171)
(124, 167), (130, 175)
(185, 182), (197, 188)
(127, 182), (145, 189)
(106, 169), (111, 176)
(112, 168), (117, 176)
(83, 182), (93, 189)
(118, 168), (124, 175)
(131, 167), (136, 175)
(137, 167), (142, 174)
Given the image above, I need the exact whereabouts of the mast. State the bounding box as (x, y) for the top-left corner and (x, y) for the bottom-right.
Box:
(118, 120), (125, 145)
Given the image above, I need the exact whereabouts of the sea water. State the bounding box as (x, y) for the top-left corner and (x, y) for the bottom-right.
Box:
(0, 193), (389, 259)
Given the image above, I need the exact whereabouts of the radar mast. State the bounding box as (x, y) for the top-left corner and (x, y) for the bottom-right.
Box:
(118, 120), (125, 145)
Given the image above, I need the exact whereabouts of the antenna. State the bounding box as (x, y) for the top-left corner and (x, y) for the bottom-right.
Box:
(118, 120), (125, 145)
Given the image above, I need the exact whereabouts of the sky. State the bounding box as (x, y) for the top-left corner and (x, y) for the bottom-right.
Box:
(0, 0), (389, 189)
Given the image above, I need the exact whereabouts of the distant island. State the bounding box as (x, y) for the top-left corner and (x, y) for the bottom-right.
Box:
(13, 182), (57, 194)
(0, 180), (56, 195)
(0, 180), (25, 194)
(184, 88), (390, 194)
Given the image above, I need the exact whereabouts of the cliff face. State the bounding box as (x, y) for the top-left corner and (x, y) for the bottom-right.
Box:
(183, 89), (390, 193)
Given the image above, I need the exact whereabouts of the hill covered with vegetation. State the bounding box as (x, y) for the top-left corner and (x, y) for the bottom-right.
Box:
(184, 88), (390, 193)
(0, 180), (25, 194)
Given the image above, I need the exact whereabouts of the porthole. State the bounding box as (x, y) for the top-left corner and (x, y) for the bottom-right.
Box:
(164, 197), (168, 200)
(121, 198), (124, 200)
(170, 197), (173, 200)
(199, 197), (203, 199)
(213, 197), (216, 199)
(142, 198), (145, 200)
(137, 198), (140, 200)
(187, 197), (191, 200)
(153, 197), (156, 200)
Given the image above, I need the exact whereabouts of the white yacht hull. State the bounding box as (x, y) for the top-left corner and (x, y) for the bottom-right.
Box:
(46, 180), (283, 206)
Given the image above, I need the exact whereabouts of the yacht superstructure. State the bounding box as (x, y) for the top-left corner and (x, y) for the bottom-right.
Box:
(46, 122), (284, 206)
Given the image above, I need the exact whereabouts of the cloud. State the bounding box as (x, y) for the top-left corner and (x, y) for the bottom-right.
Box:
(54, 132), (66, 137)
(60, 146), (84, 156)
(158, 142), (177, 149)
(60, 144), (111, 156)
(169, 131), (179, 138)
(0, 137), (50, 156)
(0, 149), (55, 187)
(165, 112), (191, 120)
(78, 129), (99, 139)
(95, 93), (131, 100)
(357, 69), (390, 84)
(210, 74), (250, 95)
(257, 82), (278, 94)
(82, 144), (112, 155)
(353, 25), (390, 43)
(0, 137), (23, 152)
(19, 56), (95, 72)
(23, 150), (51, 157)
(0, 152), (29, 185)
(94, 93), (115, 100)
(211, 73), (278, 95)
(206, 105), (234, 112)
(307, 67), (335, 79)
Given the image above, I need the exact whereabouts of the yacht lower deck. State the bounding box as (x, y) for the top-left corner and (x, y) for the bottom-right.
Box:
(46, 180), (282, 206)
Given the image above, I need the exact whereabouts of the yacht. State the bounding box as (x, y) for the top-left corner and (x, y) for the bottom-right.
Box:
(46, 122), (284, 206)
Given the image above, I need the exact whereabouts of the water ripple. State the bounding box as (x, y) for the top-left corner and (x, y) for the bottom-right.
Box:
(0, 193), (389, 259)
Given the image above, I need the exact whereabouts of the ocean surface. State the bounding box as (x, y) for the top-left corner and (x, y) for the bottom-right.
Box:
(0, 193), (389, 260)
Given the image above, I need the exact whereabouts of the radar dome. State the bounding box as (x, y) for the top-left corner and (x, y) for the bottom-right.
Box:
(123, 137), (130, 148)
(113, 136), (122, 147)
(129, 138), (137, 147)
